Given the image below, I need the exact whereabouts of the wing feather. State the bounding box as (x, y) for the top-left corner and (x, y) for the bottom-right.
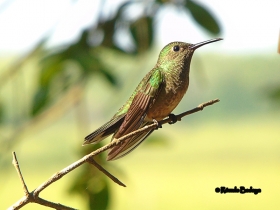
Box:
(107, 68), (164, 160)
(115, 93), (151, 138)
(83, 113), (126, 145)
(107, 122), (154, 160)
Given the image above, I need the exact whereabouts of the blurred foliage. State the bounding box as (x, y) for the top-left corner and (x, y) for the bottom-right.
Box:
(268, 86), (280, 106)
(32, 0), (221, 116)
(69, 145), (111, 210)
(186, 0), (220, 34)
(0, 101), (3, 124)
(0, 0), (221, 209)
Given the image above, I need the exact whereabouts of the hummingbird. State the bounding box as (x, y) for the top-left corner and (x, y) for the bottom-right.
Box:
(83, 38), (222, 161)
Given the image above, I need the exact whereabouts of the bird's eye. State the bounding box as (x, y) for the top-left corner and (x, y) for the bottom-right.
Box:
(173, 45), (180, 52)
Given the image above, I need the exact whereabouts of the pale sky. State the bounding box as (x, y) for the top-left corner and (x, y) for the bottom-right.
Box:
(0, 0), (279, 54)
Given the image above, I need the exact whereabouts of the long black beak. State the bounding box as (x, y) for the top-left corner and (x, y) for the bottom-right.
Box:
(190, 38), (223, 50)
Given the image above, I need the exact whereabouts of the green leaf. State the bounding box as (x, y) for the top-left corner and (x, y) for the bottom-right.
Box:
(69, 145), (111, 210)
(40, 56), (64, 86)
(268, 87), (280, 104)
(129, 16), (154, 54)
(156, 0), (170, 3)
(69, 168), (110, 210)
(0, 101), (4, 124)
(187, 0), (221, 35)
(99, 18), (117, 48)
(116, 1), (134, 19)
(88, 180), (110, 210)
(99, 65), (118, 86)
(31, 86), (49, 116)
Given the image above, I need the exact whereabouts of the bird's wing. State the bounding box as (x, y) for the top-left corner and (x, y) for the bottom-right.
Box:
(107, 68), (164, 160)
(83, 113), (126, 145)
(107, 121), (154, 161)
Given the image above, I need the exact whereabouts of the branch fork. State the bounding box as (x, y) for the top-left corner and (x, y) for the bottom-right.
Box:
(9, 98), (220, 209)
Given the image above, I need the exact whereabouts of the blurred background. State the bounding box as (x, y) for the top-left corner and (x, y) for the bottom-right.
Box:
(0, 0), (279, 209)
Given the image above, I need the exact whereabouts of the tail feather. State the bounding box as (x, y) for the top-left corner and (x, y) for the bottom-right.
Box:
(107, 122), (154, 161)
(83, 114), (125, 145)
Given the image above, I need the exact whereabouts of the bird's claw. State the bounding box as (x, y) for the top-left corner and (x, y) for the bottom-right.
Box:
(168, 113), (177, 124)
(153, 119), (162, 129)
(113, 138), (123, 146)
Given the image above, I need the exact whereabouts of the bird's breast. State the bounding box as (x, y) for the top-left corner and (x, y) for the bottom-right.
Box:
(146, 75), (189, 121)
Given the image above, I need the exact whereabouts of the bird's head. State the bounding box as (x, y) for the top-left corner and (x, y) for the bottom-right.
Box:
(156, 38), (222, 70)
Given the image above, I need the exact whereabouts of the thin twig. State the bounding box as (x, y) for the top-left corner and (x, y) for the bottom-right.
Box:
(167, 98), (220, 122)
(9, 99), (220, 209)
(32, 197), (77, 210)
(12, 152), (29, 196)
(9, 152), (77, 210)
(87, 157), (126, 187)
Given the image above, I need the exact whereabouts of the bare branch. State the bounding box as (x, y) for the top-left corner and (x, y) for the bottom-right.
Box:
(9, 99), (220, 209)
(167, 98), (220, 122)
(9, 152), (78, 210)
(87, 157), (126, 187)
(8, 196), (78, 210)
(12, 152), (29, 196)
(32, 197), (77, 210)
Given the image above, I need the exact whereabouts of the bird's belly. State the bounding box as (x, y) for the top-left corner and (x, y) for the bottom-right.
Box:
(146, 87), (187, 121)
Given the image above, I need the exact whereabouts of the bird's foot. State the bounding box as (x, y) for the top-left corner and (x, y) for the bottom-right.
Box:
(153, 119), (162, 129)
(168, 113), (177, 124)
(113, 138), (123, 146)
